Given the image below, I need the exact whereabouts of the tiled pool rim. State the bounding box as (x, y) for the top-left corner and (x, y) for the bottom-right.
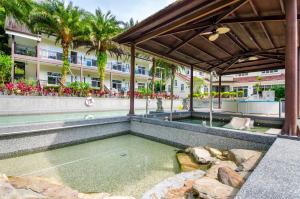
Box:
(0, 111), (298, 199)
(0, 112), (276, 159)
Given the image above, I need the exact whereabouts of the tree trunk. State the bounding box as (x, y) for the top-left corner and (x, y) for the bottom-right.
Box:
(151, 58), (156, 98)
(97, 51), (107, 92)
(59, 44), (70, 94)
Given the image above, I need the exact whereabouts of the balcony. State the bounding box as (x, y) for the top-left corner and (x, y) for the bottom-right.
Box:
(15, 44), (37, 57)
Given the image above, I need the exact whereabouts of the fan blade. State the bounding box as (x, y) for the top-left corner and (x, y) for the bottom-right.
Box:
(217, 27), (230, 34)
(200, 31), (213, 36)
(209, 33), (219, 41)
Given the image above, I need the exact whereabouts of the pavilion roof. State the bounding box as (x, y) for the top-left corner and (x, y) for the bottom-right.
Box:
(114, 0), (300, 75)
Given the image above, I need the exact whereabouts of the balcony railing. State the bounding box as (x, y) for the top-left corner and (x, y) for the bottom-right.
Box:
(14, 46), (152, 77)
(15, 44), (37, 57)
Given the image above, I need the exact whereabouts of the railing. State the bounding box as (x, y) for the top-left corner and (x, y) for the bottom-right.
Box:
(14, 47), (151, 76)
(40, 49), (95, 66)
(14, 44), (37, 57)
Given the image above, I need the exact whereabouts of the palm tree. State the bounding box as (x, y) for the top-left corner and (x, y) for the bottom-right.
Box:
(0, 0), (33, 25)
(76, 9), (123, 92)
(122, 17), (138, 30)
(28, 0), (87, 90)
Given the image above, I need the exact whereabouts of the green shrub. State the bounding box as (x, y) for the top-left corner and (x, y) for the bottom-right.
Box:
(271, 86), (285, 101)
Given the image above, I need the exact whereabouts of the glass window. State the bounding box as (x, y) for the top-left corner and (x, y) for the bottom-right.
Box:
(112, 80), (122, 91)
(14, 62), (26, 80)
(174, 80), (178, 87)
(47, 72), (61, 85)
(262, 70), (279, 74)
(138, 83), (145, 90)
(233, 86), (248, 97)
(238, 73), (248, 77)
(91, 78), (100, 87)
(137, 66), (146, 75)
(181, 84), (184, 91)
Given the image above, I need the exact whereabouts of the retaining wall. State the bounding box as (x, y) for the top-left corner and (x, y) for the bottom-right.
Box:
(0, 96), (182, 115)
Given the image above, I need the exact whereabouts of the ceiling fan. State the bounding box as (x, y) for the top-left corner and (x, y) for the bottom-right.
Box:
(201, 27), (231, 41)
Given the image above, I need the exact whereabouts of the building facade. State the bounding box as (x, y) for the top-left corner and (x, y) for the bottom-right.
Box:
(166, 67), (285, 99)
(5, 18), (155, 92)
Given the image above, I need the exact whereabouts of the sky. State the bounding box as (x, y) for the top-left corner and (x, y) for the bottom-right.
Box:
(66, 0), (176, 22)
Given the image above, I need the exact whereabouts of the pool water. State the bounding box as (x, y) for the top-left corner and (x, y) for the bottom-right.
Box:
(0, 109), (152, 127)
(177, 118), (270, 133)
(0, 135), (179, 198)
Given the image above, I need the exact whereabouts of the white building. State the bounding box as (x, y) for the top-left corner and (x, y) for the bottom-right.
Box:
(166, 66), (285, 99)
(5, 18), (155, 92)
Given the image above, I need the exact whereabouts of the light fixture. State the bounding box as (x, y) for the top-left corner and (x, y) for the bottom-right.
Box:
(248, 56), (258, 61)
(202, 26), (231, 42)
(209, 33), (220, 42)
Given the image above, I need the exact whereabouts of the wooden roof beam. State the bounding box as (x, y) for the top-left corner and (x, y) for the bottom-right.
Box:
(249, 1), (276, 48)
(133, 0), (241, 44)
(150, 39), (211, 66)
(166, 0), (249, 54)
(170, 35), (219, 61)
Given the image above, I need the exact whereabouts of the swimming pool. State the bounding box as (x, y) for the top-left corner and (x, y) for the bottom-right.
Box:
(0, 135), (179, 198)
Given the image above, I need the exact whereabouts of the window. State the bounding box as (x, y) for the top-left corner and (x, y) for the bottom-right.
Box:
(137, 66), (146, 75)
(112, 80), (122, 91)
(262, 70), (278, 74)
(112, 62), (122, 71)
(47, 72), (61, 85)
(91, 78), (100, 87)
(174, 80), (178, 87)
(233, 86), (248, 97)
(168, 85), (171, 92)
(14, 62), (25, 80)
(199, 71), (203, 76)
(253, 85), (283, 95)
(238, 73), (248, 77)
(181, 84), (185, 91)
(138, 83), (145, 90)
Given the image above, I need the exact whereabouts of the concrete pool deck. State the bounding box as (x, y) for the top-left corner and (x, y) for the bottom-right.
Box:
(0, 111), (299, 198)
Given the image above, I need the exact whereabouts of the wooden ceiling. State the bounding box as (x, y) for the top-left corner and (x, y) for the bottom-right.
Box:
(114, 0), (300, 75)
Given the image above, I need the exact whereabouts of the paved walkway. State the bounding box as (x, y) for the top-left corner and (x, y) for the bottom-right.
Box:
(236, 137), (300, 199)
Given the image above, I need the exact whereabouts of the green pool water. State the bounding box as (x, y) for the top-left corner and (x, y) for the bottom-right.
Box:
(0, 109), (152, 127)
(177, 118), (270, 133)
(0, 135), (179, 198)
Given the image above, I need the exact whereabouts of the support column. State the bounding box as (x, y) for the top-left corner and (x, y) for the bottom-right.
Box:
(80, 56), (83, 82)
(151, 57), (156, 98)
(189, 65), (194, 112)
(283, 0), (299, 136)
(11, 35), (15, 82)
(298, 48), (300, 118)
(170, 67), (175, 121)
(129, 43), (135, 115)
(209, 72), (213, 128)
(36, 41), (40, 81)
(218, 75), (222, 109)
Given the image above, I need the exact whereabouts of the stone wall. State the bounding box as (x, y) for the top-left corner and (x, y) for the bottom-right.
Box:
(0, 96), (182, 115)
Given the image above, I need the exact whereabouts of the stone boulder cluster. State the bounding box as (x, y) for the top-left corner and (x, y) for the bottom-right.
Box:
(163, 146), (263, 199)
(0, 174), (135, 199)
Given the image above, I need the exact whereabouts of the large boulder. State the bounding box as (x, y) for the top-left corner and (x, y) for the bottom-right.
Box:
(205, 161), (237, 179)
(164, 180), (196, 199)
(217, 167), (245, 188)
(0, 174), (21, 199)
(227, 149), (263, 165)
(186, 147), (215, 164)
(193, 177), (238, 199)
(8, 176), (79, 199)
(238, 153), (263, 172)
(176, 152), (202, 172)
